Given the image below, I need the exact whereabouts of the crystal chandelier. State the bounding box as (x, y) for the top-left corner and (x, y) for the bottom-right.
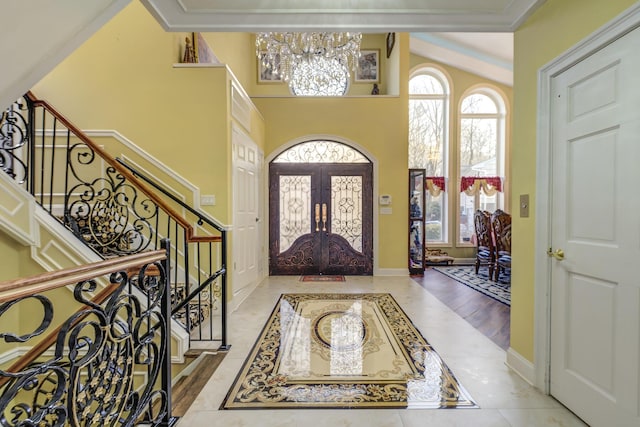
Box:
(256, 32), (362, 96)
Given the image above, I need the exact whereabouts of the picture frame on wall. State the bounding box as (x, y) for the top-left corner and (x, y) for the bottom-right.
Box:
(257, 53), (283, 83)
(355, 49), (380, 83)
(193, 32), (220, 64)
(386, 32), (396, 58)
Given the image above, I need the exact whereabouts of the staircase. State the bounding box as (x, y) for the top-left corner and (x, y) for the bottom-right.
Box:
(0, 93), (229, 357)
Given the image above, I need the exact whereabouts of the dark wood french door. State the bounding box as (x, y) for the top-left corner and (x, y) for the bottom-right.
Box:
(269, 163), (373, 275)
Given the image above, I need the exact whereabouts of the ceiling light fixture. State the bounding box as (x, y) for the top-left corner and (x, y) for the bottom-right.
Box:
(256, 32), (362, 96)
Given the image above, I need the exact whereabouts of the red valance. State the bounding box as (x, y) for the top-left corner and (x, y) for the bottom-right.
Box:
(460, 176), (503, 195)
(425, 176), (445, 196)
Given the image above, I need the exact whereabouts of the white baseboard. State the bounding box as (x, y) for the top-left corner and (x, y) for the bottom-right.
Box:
(375, 268), (408, 276)
(506, 347), (536, 386)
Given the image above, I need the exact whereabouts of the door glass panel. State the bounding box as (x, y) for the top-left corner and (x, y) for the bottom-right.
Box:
(331, 175), (363, 253)
(279, 175), (311, 253)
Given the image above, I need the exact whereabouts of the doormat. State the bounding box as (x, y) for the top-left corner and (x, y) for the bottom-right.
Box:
(300, 275), (345, 282)
(220, 293), (476, 409)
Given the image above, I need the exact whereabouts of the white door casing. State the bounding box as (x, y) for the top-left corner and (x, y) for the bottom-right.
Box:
(232, 126), (262, 307)
(536, 8), (640, 427)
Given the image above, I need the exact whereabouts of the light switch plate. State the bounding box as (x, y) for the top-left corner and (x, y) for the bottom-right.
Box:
(520, 194), (529, 217)
(201, 195), (216, 206)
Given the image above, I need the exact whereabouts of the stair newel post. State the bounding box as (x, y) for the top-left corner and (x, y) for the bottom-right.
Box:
(160, 238), (175, 426)
(220, 229), (230, 350)
(25, 94), (36, 196)
(182, 227), (191, 335)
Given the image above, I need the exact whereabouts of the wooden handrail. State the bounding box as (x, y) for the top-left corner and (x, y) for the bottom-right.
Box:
(0, 250), (165, 303)
(25, 92), (219, 244)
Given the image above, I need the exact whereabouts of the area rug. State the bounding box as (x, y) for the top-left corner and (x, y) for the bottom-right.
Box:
(433, 266), (511, 306)
(220, 293), (476, 409)
(300, 275), (345, 282)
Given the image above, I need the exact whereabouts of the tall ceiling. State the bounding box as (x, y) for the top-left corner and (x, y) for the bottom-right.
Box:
(140, 0), (546, 32)
(140, 0), (541, 87)
(410, 32), (514, 86)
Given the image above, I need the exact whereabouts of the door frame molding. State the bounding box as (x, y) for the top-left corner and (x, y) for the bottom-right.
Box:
(534, 3), (640, 393)
(264, 134), (380, 275)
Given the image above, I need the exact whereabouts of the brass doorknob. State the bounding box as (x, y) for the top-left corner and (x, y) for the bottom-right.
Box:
(546, 248), (565, 260)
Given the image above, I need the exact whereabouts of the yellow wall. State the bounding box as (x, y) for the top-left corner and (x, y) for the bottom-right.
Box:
(251, 33), (410, 270)
(253, 96), (407, 269)
(199, 33), (255, 89)
(512, 0), (636, 361)
(408, 54), (513, 259)
(32, 1), (265, 225)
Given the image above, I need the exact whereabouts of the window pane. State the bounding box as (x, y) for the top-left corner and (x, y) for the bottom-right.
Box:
(409, 99), (445, 175)
(279, 175), (311, 253)
(460, 118), (497, 176)
(426, 191), (446, 243)
(461, 94), (497, 114)
(409, 70), (450, 246)
(459, 193), (475, 243)
(273, 141), (368, 163)
(479, 193), (498, 213)
(409, 75), (443, 95)
(459, 90), (504, 245)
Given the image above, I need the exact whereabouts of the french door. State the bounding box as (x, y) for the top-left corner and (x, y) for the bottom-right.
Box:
(269, 163), (373, 275)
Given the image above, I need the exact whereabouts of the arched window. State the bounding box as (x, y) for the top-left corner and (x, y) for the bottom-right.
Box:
(408, 68), (449, 243)
(458, 89), (506, 244)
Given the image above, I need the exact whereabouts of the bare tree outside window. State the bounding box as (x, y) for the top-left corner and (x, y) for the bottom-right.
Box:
(459, 93), (504, 243)
(409, 71), (449, 243)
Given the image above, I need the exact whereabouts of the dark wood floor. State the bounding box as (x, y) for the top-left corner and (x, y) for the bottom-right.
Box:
(412, 267), (511, 350)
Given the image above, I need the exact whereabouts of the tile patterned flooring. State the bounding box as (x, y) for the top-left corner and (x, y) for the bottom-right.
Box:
(180, 275), (588, 426)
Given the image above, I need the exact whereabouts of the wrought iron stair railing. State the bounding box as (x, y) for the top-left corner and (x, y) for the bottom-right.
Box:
(0, 244), (176, 426)
(0, 93), (228, 349)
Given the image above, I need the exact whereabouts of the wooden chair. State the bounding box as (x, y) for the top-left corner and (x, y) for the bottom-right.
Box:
(473, 210), (495, 279)
(491, 209), (512, 283)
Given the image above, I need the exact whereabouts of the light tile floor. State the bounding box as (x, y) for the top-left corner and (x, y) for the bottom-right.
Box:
(180, 276), (588, 426)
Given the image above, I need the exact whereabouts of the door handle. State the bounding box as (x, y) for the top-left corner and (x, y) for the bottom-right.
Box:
(315, 203), (320, 232)
(322, 203), (327, 232)
(547, 248), (565, 261)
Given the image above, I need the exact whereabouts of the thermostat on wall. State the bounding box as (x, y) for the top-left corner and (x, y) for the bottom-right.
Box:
(379, 194), (392, 205)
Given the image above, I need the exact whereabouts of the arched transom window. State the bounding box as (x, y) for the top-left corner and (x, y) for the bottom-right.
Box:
(273, 140), (369, 163)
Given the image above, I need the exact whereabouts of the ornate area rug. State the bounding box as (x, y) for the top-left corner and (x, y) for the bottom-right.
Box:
(433, 266), (511, 306)
(220, 293), (476, 409)
(300, 275), (345, 282)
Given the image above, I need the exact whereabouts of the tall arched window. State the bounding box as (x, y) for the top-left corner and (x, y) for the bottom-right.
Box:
(409, 68), (449, 243)
(458, 89), (506, 244)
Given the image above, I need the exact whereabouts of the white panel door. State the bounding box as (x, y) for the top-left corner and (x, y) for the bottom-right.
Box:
(232, 128), (261, 297)
(550, 27), (640, 427)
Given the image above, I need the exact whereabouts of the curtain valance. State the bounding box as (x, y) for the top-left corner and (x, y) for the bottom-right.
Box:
(460, 176), (503, 196)
(425, 177), (445, 196)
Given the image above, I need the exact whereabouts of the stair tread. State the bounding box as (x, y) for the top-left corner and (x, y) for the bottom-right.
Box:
(172, 353), (226, 417)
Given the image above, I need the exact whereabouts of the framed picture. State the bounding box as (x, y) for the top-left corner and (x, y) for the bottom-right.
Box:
(193, 32), (220, 64)
(386, 32), (396, 58)
(257, 53), (283, 83)
(355, 49), (380, 83)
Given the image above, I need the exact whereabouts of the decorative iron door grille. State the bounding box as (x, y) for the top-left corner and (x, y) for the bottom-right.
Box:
(269, 163), (373, 275)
